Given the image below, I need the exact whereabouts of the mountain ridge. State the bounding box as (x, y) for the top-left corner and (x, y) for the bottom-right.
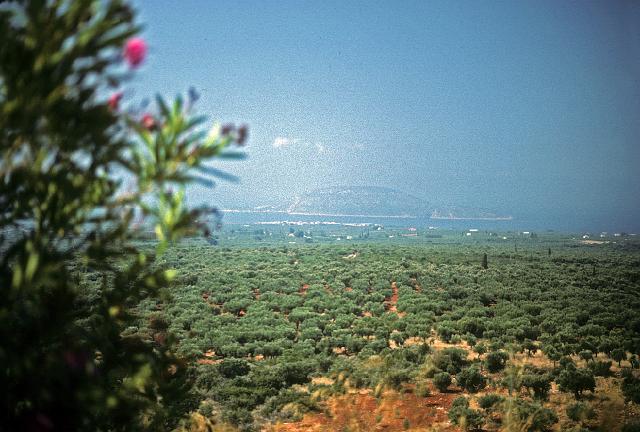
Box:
(232, 186), (512, 221)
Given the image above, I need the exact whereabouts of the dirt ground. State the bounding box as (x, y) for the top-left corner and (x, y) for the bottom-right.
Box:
(267, 387), (461, 432)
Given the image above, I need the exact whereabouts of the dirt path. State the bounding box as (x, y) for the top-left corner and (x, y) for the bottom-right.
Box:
(299, 284), (309, 295)
(386, 281), (399, 313)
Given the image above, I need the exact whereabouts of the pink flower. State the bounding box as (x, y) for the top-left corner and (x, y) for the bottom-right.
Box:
(141, 113), (156, 130)
(107, 91), (123, 111)
(123, 38), (147, 67)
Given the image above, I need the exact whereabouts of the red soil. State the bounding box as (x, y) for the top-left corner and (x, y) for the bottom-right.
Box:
(268, 388), (460, 432)
(386, 281), (399, 313)
(299, 284), (309, 295)
(196, 358), (222, 365)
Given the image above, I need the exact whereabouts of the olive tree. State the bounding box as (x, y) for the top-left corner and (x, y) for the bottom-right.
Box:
(557, 366), (596, 399)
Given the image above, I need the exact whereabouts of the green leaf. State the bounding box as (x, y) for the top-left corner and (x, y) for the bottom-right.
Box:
(195, 165), (239, 183)
(218, 151), (247, 160)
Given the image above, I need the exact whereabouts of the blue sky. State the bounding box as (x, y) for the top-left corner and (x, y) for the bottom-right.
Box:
(130, 0), (640, 231)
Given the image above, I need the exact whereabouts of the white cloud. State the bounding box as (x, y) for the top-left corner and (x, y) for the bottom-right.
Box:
(272, 137), (329, 156)
(272, 137), (299, 148)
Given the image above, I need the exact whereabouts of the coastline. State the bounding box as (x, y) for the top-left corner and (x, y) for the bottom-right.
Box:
(222, 209), (513, 222)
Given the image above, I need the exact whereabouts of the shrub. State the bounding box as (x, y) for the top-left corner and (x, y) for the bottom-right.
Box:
(621, 369), (640, 404)
(437, 324), (456, 343)
(0, 1), (245, 430)
(456, 366), (486, 393)
(432, 348), (469, 374)
(448, 397), (484, 430)
(477, 393), (504, 412)
(611, 348), (626, 367)
(485, 350), (509, 373)
(566, 401), (596, 422)
(451, 396), (469, 410)
(384, 368), (413, 390)
(557, 366), (596, 398)
(459, 317), (486, 338)
(415, 382), (431, 397)
(587, 360), (612, 377)
(279, 361), (315, 387)
(559, 356), (576, 369)
(578, 350), (593, 362)
(218, 359), (251, 379)
(433, 372), (452, 392)
(261, 388), (315, 421)
(521, 373), (552, 400)
(509, 399), (558, 431)
(473, 342), (488, 358)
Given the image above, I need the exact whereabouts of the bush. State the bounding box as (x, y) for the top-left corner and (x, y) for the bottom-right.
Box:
(587, 360), (612, 377)
(448, 397), (484, 430)
(432, 348), (469, 374)
(384, 368), (413, 390)
(0, 1), (245, 430)
(279, 361), (315, 387)
(218, 359), (251, 379)
(557, 366), (596, 398)
(456, 366), (486, 393)
(437, 324), (456, 342)
(578, 350), (593, 362)
(485, 350), (509, 373)
(622, 369), (640, 404)
(566, 401), (596, 422)
(403, 418), (411, 430)
(521, 373), (552, 400)
(611, 348), (626, 366)
(477, 393), (504, 412)
(261, 388), (315, 421)
(451, 396), (469, 410)
(433, 372), (452, 392)
(510, 399), (558, 431)
(415, 382), (431, 397)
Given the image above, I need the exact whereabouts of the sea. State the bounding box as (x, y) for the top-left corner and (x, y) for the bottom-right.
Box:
(219, 210), (566, 233)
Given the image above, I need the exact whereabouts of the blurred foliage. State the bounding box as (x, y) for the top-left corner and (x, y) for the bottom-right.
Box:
(0, 0), (243, 430)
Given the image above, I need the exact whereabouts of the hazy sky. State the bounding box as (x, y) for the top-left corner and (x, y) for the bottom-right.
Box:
(130, 0), (640, 231)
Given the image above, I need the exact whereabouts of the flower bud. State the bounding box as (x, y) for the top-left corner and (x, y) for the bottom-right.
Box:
(141, 113), (156, 130)
(124, 38), (147, 68)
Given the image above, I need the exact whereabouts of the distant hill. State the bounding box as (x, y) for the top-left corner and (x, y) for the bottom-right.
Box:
(241, 186), (511, 220)
(286, 186), (428, 217)
(430, 206), (512, 221)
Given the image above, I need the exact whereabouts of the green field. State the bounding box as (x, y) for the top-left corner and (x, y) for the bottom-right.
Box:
(78, 228), (640, 431)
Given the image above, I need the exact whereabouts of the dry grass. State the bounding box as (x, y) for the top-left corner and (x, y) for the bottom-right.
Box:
(267, 346), (640, 432)
(268, 388), (461, 432)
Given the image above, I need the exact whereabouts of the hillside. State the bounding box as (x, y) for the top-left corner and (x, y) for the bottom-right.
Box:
(286, 186), (428, 217)
(249, 186), (512, 220)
